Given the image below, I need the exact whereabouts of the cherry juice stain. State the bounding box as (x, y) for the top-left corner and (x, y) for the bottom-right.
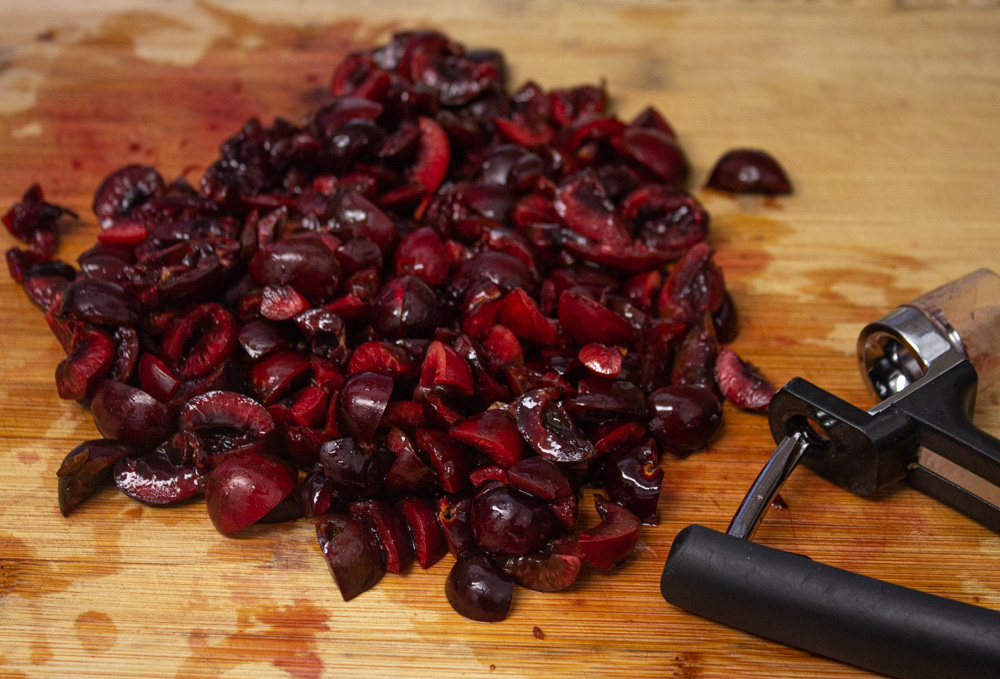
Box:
(74, 610), (118, 655)
(0, 534), (72, 599)
(175, 599), (330, 679)
(28, 636), (53, 665)
(0, 526), (124, 601)
(0, 2), (397, 219)
(15, 449), (40, 465)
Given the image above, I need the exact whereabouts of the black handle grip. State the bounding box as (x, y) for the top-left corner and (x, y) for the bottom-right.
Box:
(661, 525), (1000, 679)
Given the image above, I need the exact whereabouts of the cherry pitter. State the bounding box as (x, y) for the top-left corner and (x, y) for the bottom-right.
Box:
(660, 268), (1000, 679)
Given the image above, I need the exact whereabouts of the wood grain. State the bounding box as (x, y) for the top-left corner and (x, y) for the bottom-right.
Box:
(1, 1), (999, 677)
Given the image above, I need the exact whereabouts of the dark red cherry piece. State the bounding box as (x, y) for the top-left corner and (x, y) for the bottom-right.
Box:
(500, 536), (582, 592)
(445, 551), (514, 622)
(416, 428), (474, 493)
(383, 429), (438, 495)
(471, 484), (558, 556)
(393, 226), (449, 286)
(396, 497), (448, 569)
(602, 439), (663, 524)
(337, 371), (393, 441)
(578, 343), (622, 378)
(497, 288), (557, 346)
(371, 275), (444, 340)
(316, 513), (386, 601)
(506, 457), (573, 501)
(450, 409), (527, 468)
(647, 384), (723, 456)
(714, 345), (776, 412)
(59, 279), (136, 327)
(179, 390), (276, 468)
(349, 499), (415, 573)
(249, 235), (341, 302)
(615, 128), (688, 187)
(578, 496), (641, 570)
(249, 351), (312, 405)
(706, 149), (792, 195)
(438, 494), (475, 557)
(671, 317), (719, 391)
(92, 165), (164, 226)
(319, 437), (393, 498)
(515, 388), (597, 464)
(348, 341), (417, 378)
(205, 452), (297, 535)
(658, 242), (724, 325)
(91, 380), (171, 450)
(138, 353), (180, 402)
(554, 169), (630, 247)
(114, 439), (206, 505)
(558, 291), (635, 348)
(54, 328), (114, 401)
(160, 303), (236, 379)
(57, 439), (131, 516)
(410, 116), (450, 193)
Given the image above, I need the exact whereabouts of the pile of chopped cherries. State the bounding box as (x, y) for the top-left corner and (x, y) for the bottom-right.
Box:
(3, 31), (790, 622)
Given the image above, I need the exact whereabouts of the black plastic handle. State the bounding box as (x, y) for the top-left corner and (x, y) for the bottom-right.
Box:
(661, 525), (1000, 679)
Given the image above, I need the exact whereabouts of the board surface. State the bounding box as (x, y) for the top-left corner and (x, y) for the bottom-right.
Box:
(1, 1), (999, 677)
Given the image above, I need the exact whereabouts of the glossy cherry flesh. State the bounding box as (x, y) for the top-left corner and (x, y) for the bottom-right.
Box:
(446, 552), (514, 622)
(205, 452), (297, 535)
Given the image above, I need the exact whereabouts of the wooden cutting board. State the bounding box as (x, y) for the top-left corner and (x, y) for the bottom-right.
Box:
(1, 1), (999, 677)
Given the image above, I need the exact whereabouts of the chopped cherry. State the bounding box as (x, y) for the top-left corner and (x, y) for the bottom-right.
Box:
(471, 484), (558, 555)
(438, 494), (475, 557)
(497, 288), (557, 346)
(506, 457), (573, 501)
(393, 226), (449, 286)
(205, 452), (297, 535)
(383, 428), (438, 494)
(160, 303), (236, 378)
(515, 388), (597, 463)
(114, 438), (206, 505)
(57, 439), (130, 516)
(558, 291), (635, 348)
(59, 279), (136, 326)
(410, 116), (450, 193)
(179, 390), (276, 467)
(578, 495), (642, 570)
(451, 409), (527, 467)
(348, 341), (417, 378)
(396, 497), (448, 569)
(578, 343), (622, 378)
(372, 275), (444, 340)
(337, 371), (393, 441)
(92, 165), (164, 226)
(714, 345), (776, 412)
(416, 428), (474, 493)
(250, 351), (312, 405)
(91, 381), (171, 450)
(602, 439), (663, 524)
(499, 536), (582, 592)
(706, 149), (792, 194)
(316, 513), (386, 601)
(445, 552), (514, 622)
(349, 500), (415, 573)
(138, 354), (180, 402)
(54, 328), (114, 401)
(319, 437), (393, 498)
(647, 384), (723, 456)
